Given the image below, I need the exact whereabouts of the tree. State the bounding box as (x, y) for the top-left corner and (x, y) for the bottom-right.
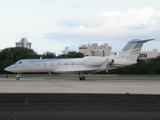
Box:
(0, 47), (38, 73)
(57, 52), (84, 58)
(2, 47), (160, 74)
(41, 53), (56, 59)
(0, 48), (84, 73)
(56, 54), (67, 58)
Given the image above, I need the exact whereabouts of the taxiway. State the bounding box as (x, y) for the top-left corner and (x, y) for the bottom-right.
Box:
(0, 78), (159, 94)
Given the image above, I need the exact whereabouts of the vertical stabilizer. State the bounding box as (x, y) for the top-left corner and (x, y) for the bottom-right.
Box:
(115, 39), (154, 61)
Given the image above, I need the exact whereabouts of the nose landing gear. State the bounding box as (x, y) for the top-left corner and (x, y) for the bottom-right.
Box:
(16, 73), (21, 81)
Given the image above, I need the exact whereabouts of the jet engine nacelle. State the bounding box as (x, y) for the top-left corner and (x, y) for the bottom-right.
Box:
(84, 57), (106, 65)
(84, 57), (114, 66)
(108, 59), (114, 64)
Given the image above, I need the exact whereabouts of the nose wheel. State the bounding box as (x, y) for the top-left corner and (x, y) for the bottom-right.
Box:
(16, 76), (19, 81)
(16, 73), (21, 81)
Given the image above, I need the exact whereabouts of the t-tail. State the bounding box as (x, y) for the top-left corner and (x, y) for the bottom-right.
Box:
(115, 39), (154, 61)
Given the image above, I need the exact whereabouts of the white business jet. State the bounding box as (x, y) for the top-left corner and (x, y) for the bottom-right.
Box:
(4, 39), (154, 81)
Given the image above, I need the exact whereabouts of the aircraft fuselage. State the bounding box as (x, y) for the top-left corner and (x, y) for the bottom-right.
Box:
(4, 56), (136, 73)
(4, 39), (153, 81)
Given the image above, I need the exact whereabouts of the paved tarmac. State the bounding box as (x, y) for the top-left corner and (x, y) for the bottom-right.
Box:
(0, 94), (160, 120)
(0, 78), (159, 94)
(0, 78), (160, 119)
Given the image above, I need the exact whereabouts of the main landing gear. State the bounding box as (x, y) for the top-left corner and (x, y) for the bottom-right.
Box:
(78, 72), (85, 81)
(16, 73), (21, 81)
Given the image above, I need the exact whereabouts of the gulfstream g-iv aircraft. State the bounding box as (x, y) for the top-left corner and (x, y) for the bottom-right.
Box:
(5, 39), (154, 81)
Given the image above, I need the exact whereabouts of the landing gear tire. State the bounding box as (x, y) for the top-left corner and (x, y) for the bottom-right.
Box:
(79, 76), (85, 81)
(78, 72), (85, 81)
(16, 73), (21, 81)
(16, 77), (20, 81)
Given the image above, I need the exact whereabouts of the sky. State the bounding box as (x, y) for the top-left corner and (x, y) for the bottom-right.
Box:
(0, 0), (160, 55)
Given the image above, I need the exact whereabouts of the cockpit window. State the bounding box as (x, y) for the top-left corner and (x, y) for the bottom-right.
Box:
(17, 61), (22, 64)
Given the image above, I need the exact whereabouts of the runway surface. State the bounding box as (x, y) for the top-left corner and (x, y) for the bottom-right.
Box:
(0, 94), (160, 120)
(0, 78), (160, 119)
(0, 78), (160, 94)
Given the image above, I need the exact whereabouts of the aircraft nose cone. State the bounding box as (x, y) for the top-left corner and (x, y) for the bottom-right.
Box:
(4, 66), (14, 72)
(4, 65), (22, 73)
(4, 66), (10, 72)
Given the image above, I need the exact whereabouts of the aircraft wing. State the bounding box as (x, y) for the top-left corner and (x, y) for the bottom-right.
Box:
(77, 59), (111, 73)
(99, 59), (114, 71)
(56, 69), (98, 74)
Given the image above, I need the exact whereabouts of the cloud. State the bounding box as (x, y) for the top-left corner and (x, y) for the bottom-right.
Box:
(72, 5), (81, 8)
(45, 7), (160, 54)
(1, 1), (160, 55)
(56, 7), (160, 35)
(127, 24), (149, 30)
(58, 20), (97, 28)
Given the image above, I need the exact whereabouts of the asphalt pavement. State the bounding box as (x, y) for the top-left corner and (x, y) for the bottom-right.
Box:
(0, 94), (159, 120)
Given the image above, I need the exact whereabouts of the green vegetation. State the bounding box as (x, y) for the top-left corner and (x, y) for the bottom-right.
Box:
(0, 47), (84, 73)
(57, 52), (84, 58)
(0, 47), (160, 74)
(109, 58), (160, 74)
(0, 47), (39, 73)
(25, 97), (29, 104)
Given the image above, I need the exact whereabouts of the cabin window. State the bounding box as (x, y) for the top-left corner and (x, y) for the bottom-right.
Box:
(17, 61), (22, 64)
(43, 63), (47, 66)
(50, 63), (54, 66)
(36, 64), (40, 66)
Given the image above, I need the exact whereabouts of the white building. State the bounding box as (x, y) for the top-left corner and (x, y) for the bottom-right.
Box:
(139, 49), (160, 59)
(15, 38), (31, 49)
(79, 43), (112, 56)
(62, 47), (76, 55)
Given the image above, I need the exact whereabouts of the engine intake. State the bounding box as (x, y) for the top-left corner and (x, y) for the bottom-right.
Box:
(108, 59), (114, 64)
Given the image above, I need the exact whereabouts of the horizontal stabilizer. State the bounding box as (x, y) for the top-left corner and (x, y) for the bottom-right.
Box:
(130, 39), (154, 43)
